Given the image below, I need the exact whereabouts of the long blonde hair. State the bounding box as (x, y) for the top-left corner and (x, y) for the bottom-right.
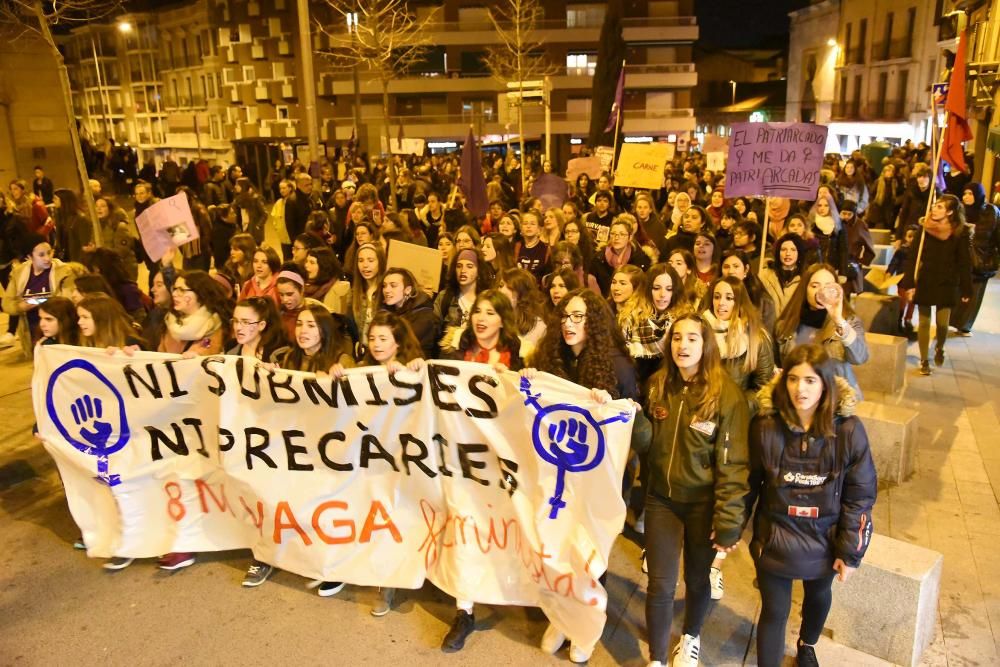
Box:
(706, 276), (768, 374)
(612, 265), (653, 333)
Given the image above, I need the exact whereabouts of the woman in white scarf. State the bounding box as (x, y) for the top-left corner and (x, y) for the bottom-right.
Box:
(158, 270), (230, 357)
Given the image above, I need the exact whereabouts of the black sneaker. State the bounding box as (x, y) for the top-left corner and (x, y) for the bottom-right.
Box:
(317, 581), (345, 597)
(441, 610), (475, 652)
(796, 640), (820, 667)
(934, 347), (945, 366)
(242, 561), (273, 588)
(919, 360), (932, 376)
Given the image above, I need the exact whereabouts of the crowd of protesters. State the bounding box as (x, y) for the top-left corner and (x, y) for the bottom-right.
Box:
(5, 135), (998, 666)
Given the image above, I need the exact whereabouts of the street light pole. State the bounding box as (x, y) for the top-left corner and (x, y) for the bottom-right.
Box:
(348, 11), (363, 151)
(729, 80), (736, 106)
(88, 31), (113, 143)
(296, 0), (321, 168)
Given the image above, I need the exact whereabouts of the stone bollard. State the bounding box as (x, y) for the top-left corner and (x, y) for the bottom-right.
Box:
(870, 229), (893, 246)
(854, 333), (907, 395)
(854, 292), (900, 335)
(827, 533), (942, 667)
(856, 401), (918, 484)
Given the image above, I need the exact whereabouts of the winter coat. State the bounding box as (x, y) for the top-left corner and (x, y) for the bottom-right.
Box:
(3, 258), (69, 357)
(902, 224), (973, 308)
(589, 244), (651, 296)
(645, 373), (750, 546)
(99, 211), (138, 280)
(963, 183), (1000, 279)
(236, 192), (268, 245)
(893, 182), (935, 239)
(382, 290), (441, 360)
(758, 268), (800, 318)
(747, 376), (877, 580)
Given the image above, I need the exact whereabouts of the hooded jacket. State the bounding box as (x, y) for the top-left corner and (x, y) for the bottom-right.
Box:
(963, 182), (1000, 278)
(746, 376), (876, 580)
(646, 372), (750, 547)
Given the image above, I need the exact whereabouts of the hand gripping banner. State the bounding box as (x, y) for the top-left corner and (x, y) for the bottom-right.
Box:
(33, 346), (636, 649)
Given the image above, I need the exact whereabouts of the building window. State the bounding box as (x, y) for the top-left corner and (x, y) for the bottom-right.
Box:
(276, 106), (289, 120)
(248, 1), (260, 17)
(567, 5), (605, 28)
(268, 17), (282, 37)
(566, 52), (597, 76)
(272, 62), (286, 78)
(858, 18), (868, 64)
(243, 65), (255, 82)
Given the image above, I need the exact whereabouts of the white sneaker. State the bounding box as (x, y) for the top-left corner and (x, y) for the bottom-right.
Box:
(0, 332), (15, 347)
(709, 566), (724, 600)
(634, 510), (645, 534)
(670, 634), (700, 667)
(569, 642), (593, 663)
(648, 662), (667, 667)
(541, 623), (566, 654)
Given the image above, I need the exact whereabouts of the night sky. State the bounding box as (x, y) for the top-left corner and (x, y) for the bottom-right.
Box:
(695, 0), (812, 49)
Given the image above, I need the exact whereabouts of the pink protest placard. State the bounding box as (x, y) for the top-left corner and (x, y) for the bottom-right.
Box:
(135, 193), (199, 262)
(725, 122), (829, 199)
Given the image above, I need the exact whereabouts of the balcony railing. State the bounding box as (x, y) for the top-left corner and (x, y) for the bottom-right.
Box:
(872, 38), (913, 61)
(844, 46), (866, 65)
(832, 99), (909, 121)
(320, 16), (696, 35)
(328, 108), (694, 127)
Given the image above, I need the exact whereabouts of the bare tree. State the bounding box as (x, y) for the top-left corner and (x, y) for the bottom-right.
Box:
(0, 0), (123, 244)
(483, 0), (559, 197)
(316, 0), (437, 210)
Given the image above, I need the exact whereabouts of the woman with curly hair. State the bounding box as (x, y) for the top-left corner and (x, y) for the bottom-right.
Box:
(448, 289), (523, 371)
(643, 313), (750, 667)
(497, 267), (547, 362)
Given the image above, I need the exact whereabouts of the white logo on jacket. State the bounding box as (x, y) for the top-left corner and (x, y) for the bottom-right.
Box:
(782, 471), (828, 486)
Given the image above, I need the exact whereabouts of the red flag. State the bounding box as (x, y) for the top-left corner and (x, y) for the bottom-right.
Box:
(941, 28), (973, 173)
(604, 62), (626, 133)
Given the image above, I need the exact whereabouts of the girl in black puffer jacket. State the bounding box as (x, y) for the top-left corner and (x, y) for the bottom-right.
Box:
(747, 344), (877, 667)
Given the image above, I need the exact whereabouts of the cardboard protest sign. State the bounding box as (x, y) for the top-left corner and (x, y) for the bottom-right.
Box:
(724, 122), (829, 199)
(566, 156), (603, 182)
(702, 133), (729, 154)
(531, 173), (568, 209)
(135, 193), (199, 262)
(614, 143), (670, 190)
(706, 152), (726, 172)
(34, 347), (635, 649)
(386, 240), (442, 295)
(594, 146), (615, 174)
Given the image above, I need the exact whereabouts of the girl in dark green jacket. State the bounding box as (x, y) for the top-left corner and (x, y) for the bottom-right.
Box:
(643, 313), (751, 667)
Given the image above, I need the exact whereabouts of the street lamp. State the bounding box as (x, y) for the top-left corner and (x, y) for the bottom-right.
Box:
(117, 20), (133, 34)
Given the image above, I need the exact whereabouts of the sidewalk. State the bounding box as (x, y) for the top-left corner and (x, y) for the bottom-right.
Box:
(1, 282), (999, 665)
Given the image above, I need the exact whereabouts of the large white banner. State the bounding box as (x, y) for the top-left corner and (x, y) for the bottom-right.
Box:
(33, 346), (635, 648)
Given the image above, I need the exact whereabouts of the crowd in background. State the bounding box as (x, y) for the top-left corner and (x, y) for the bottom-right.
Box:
(3, 137), (998, 666)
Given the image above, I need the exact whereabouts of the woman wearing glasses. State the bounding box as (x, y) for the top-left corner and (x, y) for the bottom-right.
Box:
(590, 217), (651, 297)
(227, 297), (288, 363)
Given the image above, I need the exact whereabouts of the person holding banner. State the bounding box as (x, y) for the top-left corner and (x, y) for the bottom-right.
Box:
(378, 268), (440, 360)
(747, 344), (876, 667)
(643, 314), (750, 667)
(239, 246), (281, 304)
(348, 243), (386, 353)
(900, 195), (973, 375)
(447, 289), (523, 372)
(36, 296), (78, 348)
(497, 268), (547, 363)
(227, 297), (288, 364)
(158, 270), (230, 358)
(435, 248), (489, 355)
(279, 303), (354, 376)
(774, 264), (869, 399)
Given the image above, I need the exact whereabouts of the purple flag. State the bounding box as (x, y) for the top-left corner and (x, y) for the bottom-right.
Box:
(459, 127), (488, 217)
(604, 64), (625, 133)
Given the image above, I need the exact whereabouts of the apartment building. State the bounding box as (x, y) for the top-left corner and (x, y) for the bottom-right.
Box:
(786, 0), (840, 127)
(62, 0), (698, 170)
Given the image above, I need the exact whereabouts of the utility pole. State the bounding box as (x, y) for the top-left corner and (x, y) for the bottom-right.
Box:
(349, 10), (363, 151)
(296, 0), (321, 166)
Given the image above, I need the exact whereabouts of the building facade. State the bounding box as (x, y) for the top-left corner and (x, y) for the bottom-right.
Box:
(61, 0), (699, 170)
(786, 0), (840, 127)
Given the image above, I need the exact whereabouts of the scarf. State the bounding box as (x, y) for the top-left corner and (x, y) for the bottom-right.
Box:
(813, 214), (835, 235)
(165, 306), (222, 342)
(702, 309), (748, 360)
(800, 304), (827, 330)
(604, 243), (632, 270)
(924, 217), (955, 241)
(465, 346), (511, 367)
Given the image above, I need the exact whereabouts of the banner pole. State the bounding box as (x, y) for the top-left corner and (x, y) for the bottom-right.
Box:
(610, 60), (625, 175)
(759, 202), (770, 274)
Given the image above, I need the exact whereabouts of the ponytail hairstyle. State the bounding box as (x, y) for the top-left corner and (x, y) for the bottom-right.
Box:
(649, 313), (726, 421)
